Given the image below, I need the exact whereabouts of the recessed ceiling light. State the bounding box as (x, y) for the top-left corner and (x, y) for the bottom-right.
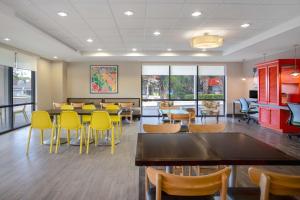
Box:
(124, 10), (134, 16)
(191, 11), (202, 17)
(132, 48), (137, 52)
(153, 31), (161, 36)
(57, 12), (68, 17)
(97, 48), (103, 51)
(202, 48), (207, 52)
(241, 23), (250, 28)
(53, 56), (58, 59)
(86, 38), (93, 43)
(3, 38), (11, 41)
(167, 48), (172, 52)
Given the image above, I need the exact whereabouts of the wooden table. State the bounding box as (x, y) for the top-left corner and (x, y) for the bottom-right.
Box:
(135, 132), (300, 187)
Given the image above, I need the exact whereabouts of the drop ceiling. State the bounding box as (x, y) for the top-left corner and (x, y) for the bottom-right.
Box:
(1, 0), (300, 62)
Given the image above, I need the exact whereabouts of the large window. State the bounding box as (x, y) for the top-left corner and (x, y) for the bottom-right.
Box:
(0, 66), (35, 134)
(141, 65), (225, 117)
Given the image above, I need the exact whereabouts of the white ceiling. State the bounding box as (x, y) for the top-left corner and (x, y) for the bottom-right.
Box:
(1, 0), (300, 62)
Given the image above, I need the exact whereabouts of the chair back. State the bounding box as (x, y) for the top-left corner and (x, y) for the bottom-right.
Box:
(119, 102), (133, 108)
(100, 102), (115, 109)
(90, 111), (112, 130)
(31, 111), (52, 129)
(60, 104), (74, 110)
(170, 113), (191, 123)
(143, 124), (181, 133)
(239, 98), (249, 113)
(146, 167), (231, 199)
(71, 102), (84, 109)
(186, 108), (196, 119)
(287, 103), (300, 126)
(189, 124), (225, 133)
(60, 111), (81, 130)
(53, 102), (66, 109)
(248, 167), (300, 198)
(105, 104), (120, 111)
(82, 104), (96, 123)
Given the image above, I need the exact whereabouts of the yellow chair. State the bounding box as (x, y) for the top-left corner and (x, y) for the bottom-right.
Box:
(26, 111), (55, 155)
(86, 111), (115, 154)
(104, 104), (122, 139)
(82, 104), (96, 124)
(55, 111), (85, 154)
(248, 167), (300, 200)
(145, 167), (231, 200)
(60, 104), (74, 110)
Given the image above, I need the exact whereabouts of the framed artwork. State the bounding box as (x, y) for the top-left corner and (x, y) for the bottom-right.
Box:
(90, 65), (118, 94)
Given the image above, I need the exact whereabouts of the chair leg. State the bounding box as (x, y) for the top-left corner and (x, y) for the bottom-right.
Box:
(55, 128), (62, 154)
(23, 111), (29, 123)
(26, 127), (32, 155)
(79, 128), (83, 154)
(40, 130), (44, 145)
(86, 127), (91, 154)
(111, 127), (115, 155)
(120, 120), (122, 135)
(49, 127), (55, 153)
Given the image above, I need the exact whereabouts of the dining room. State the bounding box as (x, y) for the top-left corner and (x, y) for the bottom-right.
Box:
(1, 0), (300, 200)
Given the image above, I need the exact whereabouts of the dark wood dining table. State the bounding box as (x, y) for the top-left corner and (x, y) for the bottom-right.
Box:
(135, 132), (300, 187)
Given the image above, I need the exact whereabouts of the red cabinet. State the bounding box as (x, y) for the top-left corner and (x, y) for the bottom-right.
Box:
(257, 59), (300, 133)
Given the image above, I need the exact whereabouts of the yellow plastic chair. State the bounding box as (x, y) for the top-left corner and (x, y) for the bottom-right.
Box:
(248, 167), (300, 200)
(82, 104), (96, 124)
(55, 111), (85, 154)
(146, 167), (231, 200)
(60, 104), (74, 110)
(86, 111), (115, 154)
(104, 104), (122, 139)
(26, 111), (55, 155)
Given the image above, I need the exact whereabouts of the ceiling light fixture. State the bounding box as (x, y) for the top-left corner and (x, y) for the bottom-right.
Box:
(167, 48), (172, 52)
(57, 12), (68, 17)
(290, 45), (300, 77)
(124, 10), (134, 16)
(132, 48), (137, 52)
(53, 56), (58, 59)
(86, 38), (93, 43)
(191, 11), (202, 17)
(4, 38), (11, 41)
(153, 31), (161, 36)
(191, 33), (223, 49)
(97, 48), (103, 51)
(241, 23), (250, 28)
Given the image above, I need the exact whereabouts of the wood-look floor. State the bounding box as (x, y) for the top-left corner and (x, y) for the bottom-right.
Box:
(0, 117), (300, 200)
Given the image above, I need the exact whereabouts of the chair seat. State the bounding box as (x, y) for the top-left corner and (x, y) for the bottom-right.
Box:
(146, 187), (214, 200)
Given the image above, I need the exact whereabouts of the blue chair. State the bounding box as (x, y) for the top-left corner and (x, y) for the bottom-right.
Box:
(287, 103), (300, 139)
(239, 98), (258, 124)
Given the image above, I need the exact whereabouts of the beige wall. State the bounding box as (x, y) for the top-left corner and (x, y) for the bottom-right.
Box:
(67, 62), (141, 98)
(36, 58), (52, 110)
(51, 61), (67, 102)
(66, 61), (243, 114)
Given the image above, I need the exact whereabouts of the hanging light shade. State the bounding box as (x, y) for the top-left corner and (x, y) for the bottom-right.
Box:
(191, 33), (224, 49)
(290, 45), (300, 77)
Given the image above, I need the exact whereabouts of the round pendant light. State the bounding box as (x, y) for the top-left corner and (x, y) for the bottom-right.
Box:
(191, 33), (224, 49)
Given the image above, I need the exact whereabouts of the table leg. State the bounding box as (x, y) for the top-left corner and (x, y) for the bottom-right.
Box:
(229, 165), (237, 187)
(44, 115), (67, 145)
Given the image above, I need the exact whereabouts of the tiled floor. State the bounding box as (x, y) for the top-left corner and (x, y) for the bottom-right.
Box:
(0, 117), (299, 200)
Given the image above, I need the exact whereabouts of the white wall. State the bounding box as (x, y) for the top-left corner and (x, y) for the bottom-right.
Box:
(67, 61), (243, 114)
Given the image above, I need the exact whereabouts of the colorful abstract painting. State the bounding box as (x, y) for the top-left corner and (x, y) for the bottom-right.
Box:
(90, 65), (118, 93)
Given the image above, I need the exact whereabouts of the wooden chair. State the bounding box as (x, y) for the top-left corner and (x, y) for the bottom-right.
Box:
(189, 123), (225, 133)
(119, 102), (134, 122)
(70, 102), (85, 109)
(53, 102), (66, 109)
(143, 124), (181, 133)
(248, 167), (300, 200)
(145, 167), (231, 200)
(186, 108), (196, 121)
(169, 113), (191, 125)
